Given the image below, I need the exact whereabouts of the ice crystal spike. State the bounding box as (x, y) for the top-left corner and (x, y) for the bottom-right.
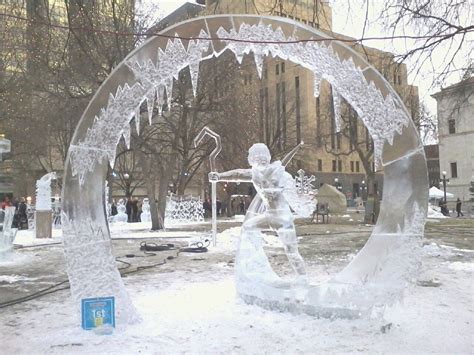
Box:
(145, 90), (155, 124)
(332, 86), (342, 133)
(135, 106), (140, 135)
(254, 53), (264, 79)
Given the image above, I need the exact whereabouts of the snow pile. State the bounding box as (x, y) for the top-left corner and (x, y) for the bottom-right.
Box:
(427, 204), (449, 219)
(13, 229), (62, 247)
(447, 262), (474, 272)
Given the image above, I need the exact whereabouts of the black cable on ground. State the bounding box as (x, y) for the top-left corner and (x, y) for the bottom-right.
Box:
(0, 239), (211, 309)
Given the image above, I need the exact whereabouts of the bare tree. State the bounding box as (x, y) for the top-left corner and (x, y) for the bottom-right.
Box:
(379, 0), (473, 89)
(0, 0), (158, 195)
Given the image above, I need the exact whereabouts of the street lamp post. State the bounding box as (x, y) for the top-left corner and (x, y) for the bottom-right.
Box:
(123, 173), (130, 197)
(361, 180), (366, 200)
(441, 171), (449, 204)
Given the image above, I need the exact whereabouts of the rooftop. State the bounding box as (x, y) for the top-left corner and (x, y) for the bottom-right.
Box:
(431, 76), (474, 99)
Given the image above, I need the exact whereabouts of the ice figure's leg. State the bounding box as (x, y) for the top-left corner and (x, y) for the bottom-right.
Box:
(278, 229), (307, 277)
(241, 213), (269, 248)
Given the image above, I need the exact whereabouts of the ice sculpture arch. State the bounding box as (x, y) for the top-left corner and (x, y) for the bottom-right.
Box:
(62, 15), (428, 323)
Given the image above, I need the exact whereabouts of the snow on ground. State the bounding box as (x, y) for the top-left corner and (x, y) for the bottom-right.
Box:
(1, 221), (473, 353)
(428, 204), (449, 219)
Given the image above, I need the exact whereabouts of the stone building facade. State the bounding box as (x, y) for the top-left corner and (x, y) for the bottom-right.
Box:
(432, 77), (474, 202)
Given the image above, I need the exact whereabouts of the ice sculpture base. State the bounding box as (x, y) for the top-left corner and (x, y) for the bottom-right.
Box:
(35, 210), (52, 238)
(237, 279), (387, 319)
(239, 293), (363, 319)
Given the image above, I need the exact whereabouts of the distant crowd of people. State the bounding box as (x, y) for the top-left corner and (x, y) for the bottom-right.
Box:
(202, 196), (250, 218)
(1, 196), (29, 230)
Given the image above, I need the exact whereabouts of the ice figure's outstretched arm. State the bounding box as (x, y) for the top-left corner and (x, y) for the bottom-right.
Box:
(209, 169), (252, 183)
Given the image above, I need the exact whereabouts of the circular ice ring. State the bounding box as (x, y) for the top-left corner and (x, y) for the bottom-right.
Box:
(62, 15), (428, 323)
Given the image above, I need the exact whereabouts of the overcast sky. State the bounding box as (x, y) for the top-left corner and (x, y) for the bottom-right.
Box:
(145, 1), (471, 114)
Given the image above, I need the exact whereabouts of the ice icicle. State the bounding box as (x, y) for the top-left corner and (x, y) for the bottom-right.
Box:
(146, 90), (155, 124)
(332, 86), (341, 132)
(164, 78), (173, 110)
(122, 124), (131, 149)
(254, 53), (264, 79)
(313, 73), (321, 97)
(157, 86), (165, 115)
(135, 106), (140, 135)
(187, 30), (210, 96)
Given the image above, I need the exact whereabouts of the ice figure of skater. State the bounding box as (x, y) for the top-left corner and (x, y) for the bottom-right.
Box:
(209, 143), (314, 283)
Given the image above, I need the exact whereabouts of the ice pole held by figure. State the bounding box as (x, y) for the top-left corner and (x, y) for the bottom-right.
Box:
(193, 127), (222, 246)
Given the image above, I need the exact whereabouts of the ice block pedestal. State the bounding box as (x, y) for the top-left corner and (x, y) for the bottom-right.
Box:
(35, 210), (52, 238)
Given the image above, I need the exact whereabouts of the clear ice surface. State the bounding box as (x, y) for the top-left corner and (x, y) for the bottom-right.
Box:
(0, 207), (17, 257)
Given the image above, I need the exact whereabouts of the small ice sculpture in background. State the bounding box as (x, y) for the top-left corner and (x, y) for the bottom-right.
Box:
(165, 194), (205, 225)
(0, 207), (18, 257)
(35, 172), (57, 238)
(113, 199), (128, 223)
(35, 172), (57, 211)
(209, 143), (316, 283)
(140, 198), (151, 222)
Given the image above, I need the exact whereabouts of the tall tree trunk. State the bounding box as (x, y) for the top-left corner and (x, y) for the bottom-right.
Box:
(146, 172), (160, 231)
(156, 166), (173, 230)
(364, 171), (376, 224)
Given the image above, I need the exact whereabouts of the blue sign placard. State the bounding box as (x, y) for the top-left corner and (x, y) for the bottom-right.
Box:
(81, 296), (115, 330)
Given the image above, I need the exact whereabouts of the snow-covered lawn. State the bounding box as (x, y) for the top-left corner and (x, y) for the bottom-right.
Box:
(1, 221), (472, 353)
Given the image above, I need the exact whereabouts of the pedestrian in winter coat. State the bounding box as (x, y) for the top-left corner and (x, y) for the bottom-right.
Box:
(456, 198), (464, 217)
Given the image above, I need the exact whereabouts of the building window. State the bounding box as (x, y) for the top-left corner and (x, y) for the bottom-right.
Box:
(276, 64), (279, 75)
(450, 162), (458, 178)
(281, 62), (285, 73)
(276, 83), (281, 150)
(366, 128), (371, 151)
(338, 160), (342, 172)
(356, 161), (360, 172)
(336, 132), (341, 150)
(295, 76), (301, 144)
(350, 161), (354, 172)
(264, 87), (269, 144)
(448, 119), (456, 134)
(316, 96), (321, 146)
(259, 88), (264, 141)
(332, 160), (337, 172)
(243, 74), (252, 85)
(281, 81), (286, 148)
(318, 159), (322, 171)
